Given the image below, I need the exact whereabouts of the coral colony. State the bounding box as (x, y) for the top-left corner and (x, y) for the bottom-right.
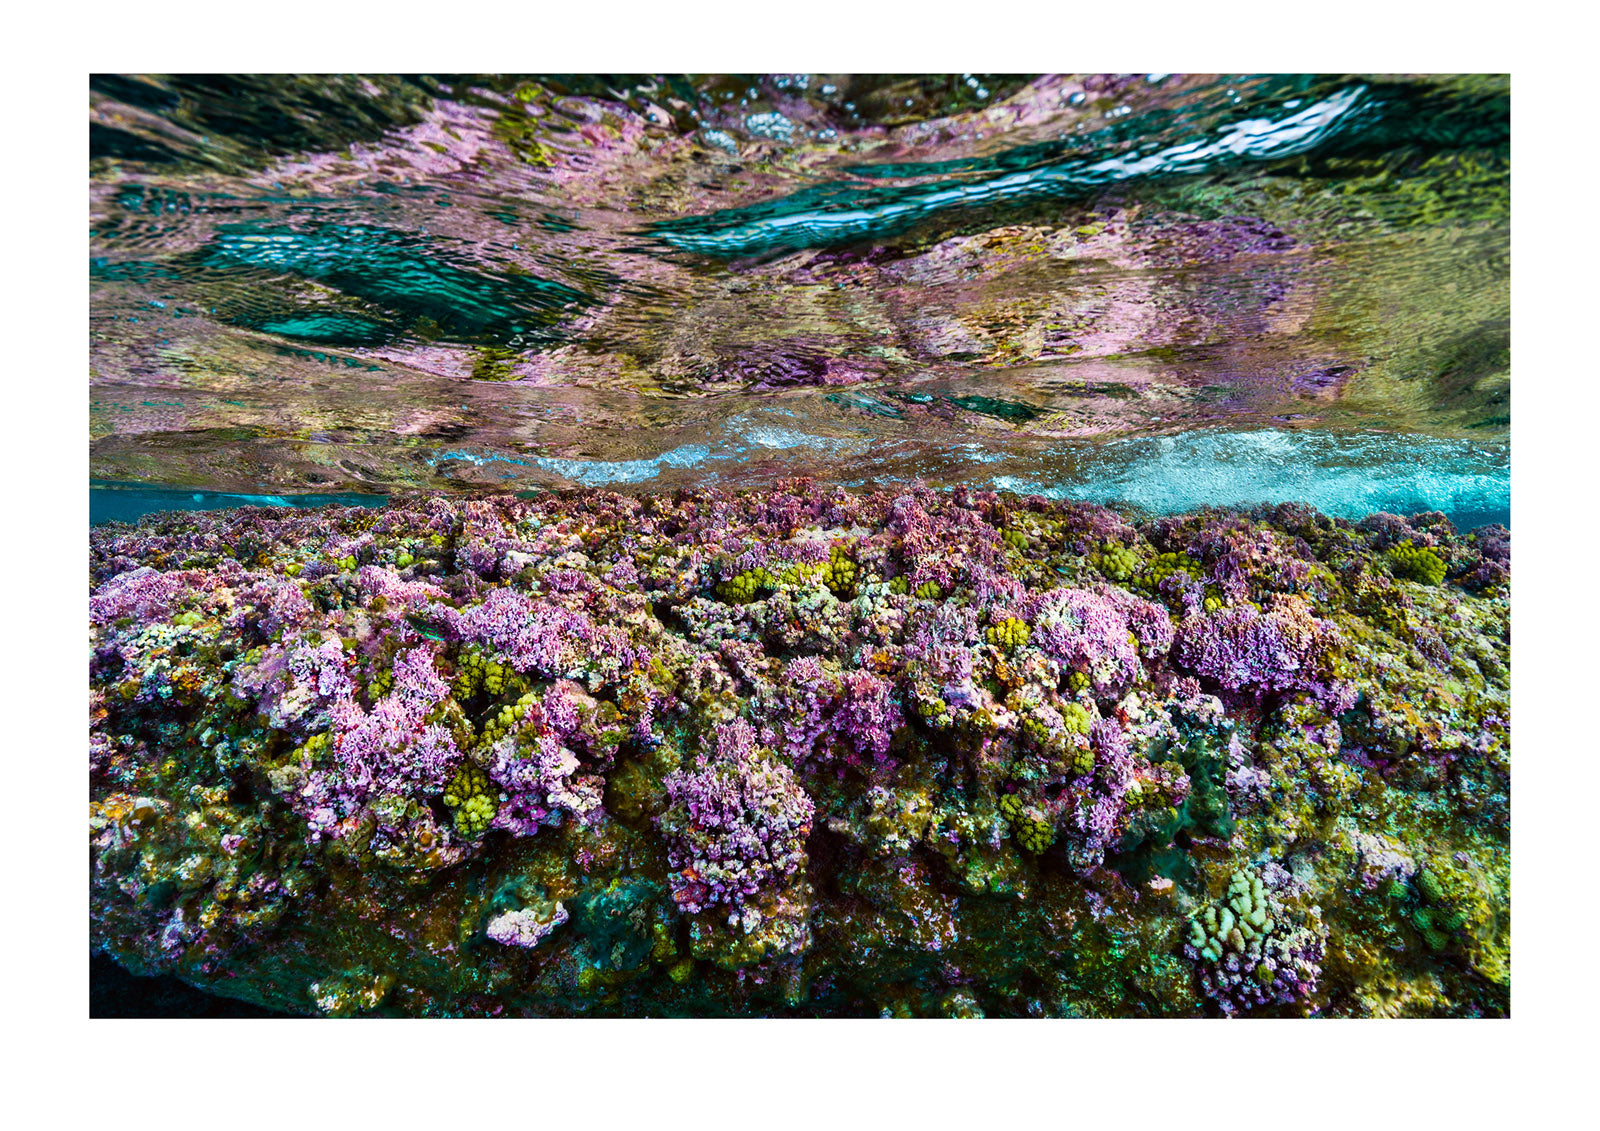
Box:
(89, 482), (1508, 1016)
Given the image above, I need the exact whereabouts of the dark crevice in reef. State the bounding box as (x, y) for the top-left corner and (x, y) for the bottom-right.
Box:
(91, 952), (289, 1018)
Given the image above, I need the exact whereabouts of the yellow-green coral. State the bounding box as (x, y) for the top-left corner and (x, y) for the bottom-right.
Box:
(818, 545), (859, 597)
(914, 690), (950, 727)
(1188, 870), (1275, 962)
(1407, 864), (1474, 953)
(1000, 794), (1055, 854)
(442, 763), (498, 838)
(986, 618), (1030, 650)
(469, 345), (521, 382)
(914, 580), (944, 601)
(478, 691), (537, 750)
(774, 563), (813, 587)
(1141, 551), (1203, 590)
(715, 567), (774, 603)
(1388, 541), (1447, 586)
(1093, 541), (1141, 582)
(451, 647), (517, 701)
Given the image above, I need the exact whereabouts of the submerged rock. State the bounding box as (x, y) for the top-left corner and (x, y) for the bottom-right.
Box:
(88, 482), (1509, 1017)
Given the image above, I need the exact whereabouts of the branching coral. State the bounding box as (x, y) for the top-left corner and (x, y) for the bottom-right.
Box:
(656, 719), (815, 919)
(1185, 868), (1326, 1015)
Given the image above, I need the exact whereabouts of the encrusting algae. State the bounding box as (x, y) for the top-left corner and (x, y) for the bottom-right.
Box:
(89, 482), (1509, 1017)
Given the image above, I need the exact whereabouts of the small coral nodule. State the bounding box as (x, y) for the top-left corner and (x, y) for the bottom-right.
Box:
(986, 617), (1031, 650)
(443, 763), (498, 838)
(1387, 541), (1447, 586)
(1185, 868), (1325, 1015)
(715, 566), (774, 603)
(999, 794), (1055, 854)
(1094, 541), (1141, 582)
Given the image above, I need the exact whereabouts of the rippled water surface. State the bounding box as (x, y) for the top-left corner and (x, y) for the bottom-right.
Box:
(90, 74), (1509, 520)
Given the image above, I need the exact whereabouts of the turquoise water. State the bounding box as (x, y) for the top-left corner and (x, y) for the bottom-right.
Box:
(89, 480), (387, 526)
(90, 423), (1508, 527)
(90, 74), (1508, 521)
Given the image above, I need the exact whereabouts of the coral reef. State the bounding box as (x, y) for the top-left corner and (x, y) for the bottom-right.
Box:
(89, 482), (1509, 1016)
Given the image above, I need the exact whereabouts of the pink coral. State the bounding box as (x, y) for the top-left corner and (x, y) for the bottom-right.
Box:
(658, 719), (815, 914)
(1174, 595), (1344, 706)
(444, 588), (600, 677)
(1028, 587), (1171, 695)
(760, 658), (903, 767)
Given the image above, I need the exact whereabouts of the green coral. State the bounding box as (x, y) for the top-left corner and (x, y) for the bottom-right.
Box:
(442, 763), (498, 838)
(986, 618), (1030, 650)
(1059, 702), (1092, 736)
(469, 345), (521, 382)
(1387, 541), (1447, 586)
(451, 647), (518, 701)
(1093, 541), (1141, 582)
(914, 691), (950, 726)
(913, 580), (944, 601)
(715, 566), (774, 603)
(999, 794), (1055, 854)
(1405, 865), (1471, 952)
(888, 576), (910, 596)
(1141, 550), (1203, 590)
(478, 692), (537, 750)
(1187, 870), (1274, 962)
(719, 553), (865, 598)
(818, 545), (859, 597)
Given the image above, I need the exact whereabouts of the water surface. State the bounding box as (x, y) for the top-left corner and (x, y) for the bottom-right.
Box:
(90, 73), (1509, 518)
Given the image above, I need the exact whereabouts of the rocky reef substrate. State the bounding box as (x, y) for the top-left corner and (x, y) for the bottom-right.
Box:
(89, 482), (1509, 1017)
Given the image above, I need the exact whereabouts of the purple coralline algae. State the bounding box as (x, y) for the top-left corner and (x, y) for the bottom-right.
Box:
(658, 719), (815, 916)
(1174, 595), (1353, 711)
(88, 483), (1509, 1017)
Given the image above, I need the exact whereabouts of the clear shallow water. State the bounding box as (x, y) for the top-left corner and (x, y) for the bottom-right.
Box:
(90, 74), (1509, 517)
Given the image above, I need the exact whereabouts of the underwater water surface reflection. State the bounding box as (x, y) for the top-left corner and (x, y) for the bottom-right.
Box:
(90, 73), (1508, 516)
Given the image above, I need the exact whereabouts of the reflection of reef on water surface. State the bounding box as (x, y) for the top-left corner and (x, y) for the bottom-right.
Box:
(90, 484), (1508, 1017)
(90, 73), (1508, 489)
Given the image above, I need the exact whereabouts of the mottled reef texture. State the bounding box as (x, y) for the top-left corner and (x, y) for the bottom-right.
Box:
(89, 483), (1509, 1017)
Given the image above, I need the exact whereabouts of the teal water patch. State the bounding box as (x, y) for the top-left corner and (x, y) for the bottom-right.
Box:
(646, 84), (1371, 255)
(992, 430), (1509, 528)
(251, 311), (395, 346)
(93, 424), (1507, 529)
(205, 224), (592, 346)
(646, 76), (1507, 257)
(91, 481), (388, 526)
(90, 258), (181, 282)
(430, 445), (713, 486)
(423, 426), (1506, 530)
